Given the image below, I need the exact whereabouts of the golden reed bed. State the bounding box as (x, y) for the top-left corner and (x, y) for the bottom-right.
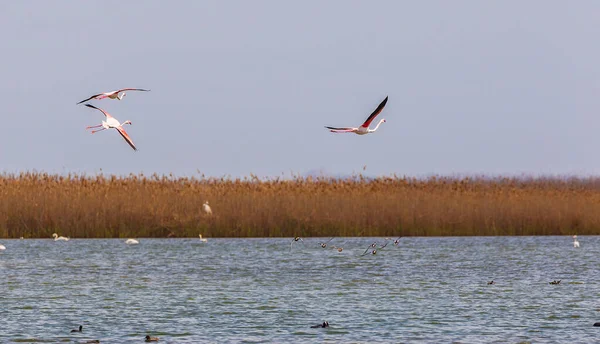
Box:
(1, 172), (599, 238)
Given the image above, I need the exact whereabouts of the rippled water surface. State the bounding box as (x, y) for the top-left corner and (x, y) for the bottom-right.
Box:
(0, 236), (599, 343)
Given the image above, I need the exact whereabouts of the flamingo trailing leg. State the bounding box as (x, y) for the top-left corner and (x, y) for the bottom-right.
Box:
(84, 104), (137, 151)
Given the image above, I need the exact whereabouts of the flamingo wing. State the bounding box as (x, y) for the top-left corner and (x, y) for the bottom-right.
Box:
(325, 126), (353, 130)
(84, 104), (113, 118)
(116, 126), (137, 151)
(116, 88), (151, 93)
(328, 129), (356, 133)
(325, 126), (357, 133)
(77, 93), (106, 105)
(361, 96), (388, 128)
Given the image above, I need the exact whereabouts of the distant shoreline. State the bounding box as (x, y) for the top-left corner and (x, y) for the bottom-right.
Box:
(1, 172), (599, 239)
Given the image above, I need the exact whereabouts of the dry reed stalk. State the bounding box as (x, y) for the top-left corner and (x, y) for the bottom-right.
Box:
(1, 172), (600, 238)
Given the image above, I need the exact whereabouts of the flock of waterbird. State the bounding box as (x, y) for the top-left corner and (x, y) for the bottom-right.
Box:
(68, 325), (157, 343)
(77, 88), (151, 151)
(0, 233), (585, 253)
(289, 236), (401, 255)
(0, 232), (589, 339)
(74, 87), (389, 151)
(0, 89), (591, 337)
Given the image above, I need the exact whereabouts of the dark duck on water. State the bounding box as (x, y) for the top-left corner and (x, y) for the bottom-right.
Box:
(310, 321), (329, 328)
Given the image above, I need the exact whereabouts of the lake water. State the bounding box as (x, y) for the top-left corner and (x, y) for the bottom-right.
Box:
(0, 236), (598, 343)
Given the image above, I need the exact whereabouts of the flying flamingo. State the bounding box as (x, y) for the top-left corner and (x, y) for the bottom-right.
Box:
(76, 88), (150, 104)
(325, 96), (388, 135)
(84, 104), (137, 151)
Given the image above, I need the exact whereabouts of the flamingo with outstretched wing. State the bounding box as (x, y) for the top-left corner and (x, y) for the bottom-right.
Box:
(325, 96), (388, 135)
(77, 88), (150, 104)
(84, 104), (137, 151)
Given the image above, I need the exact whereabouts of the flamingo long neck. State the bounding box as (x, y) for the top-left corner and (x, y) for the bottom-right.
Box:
(369, 119), (386, 132)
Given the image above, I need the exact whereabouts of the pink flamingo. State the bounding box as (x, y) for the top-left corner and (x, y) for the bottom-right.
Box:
(84, 104), (137, 151)
(77, 88), (150, 104)
(325, 96), (388, 135)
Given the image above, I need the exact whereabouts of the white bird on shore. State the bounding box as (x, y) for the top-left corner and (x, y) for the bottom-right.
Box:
(77, 88), (150, 104)
(199, 234), (207, 242)
(84, 104), (137, 151)
(202, 201), (212, 215)
(125, 238), (139, 245)
(325, 96), (388, 135)
(0, 244), (6, 250)
(573, 235), (580, 248)
(52, 233), (70, 241)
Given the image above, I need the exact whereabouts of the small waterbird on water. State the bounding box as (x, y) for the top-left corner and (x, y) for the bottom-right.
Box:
(361, 240), (388, 256)
(325, 96), (388, 135)
(361, 242), (377, 256)
(125, 238), (139, 245)
(594, 322), (600, 327)
(84, 104), (137, 151)
(319, 237), (334, 248)
(85, 340), (100, 344)
(77, 88), (150, 104)
(203, 201), (212, 215)
(332, 246), (343, 252)
(290, 237), (303, 251)
(487, 281), (495, 285)
(310, 321), (329, 328)
(199, 234), (208, 242)
(384, 237), (401, 245)
(52, 233), (70, 241)
(0, 244), (5, 250)
(573, 235), (580, 248)
(71, 325), (82, 332)
(145, 335), (159, 342)
(550, 280), (561, 285)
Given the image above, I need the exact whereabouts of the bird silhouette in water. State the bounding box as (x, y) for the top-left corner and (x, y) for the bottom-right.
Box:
(310, 321), (329, 328)
(487, 281), (495, 285)
(550, 280), (561, 285)
(145, 335), (159, 342)
(71, 325), (82, 332)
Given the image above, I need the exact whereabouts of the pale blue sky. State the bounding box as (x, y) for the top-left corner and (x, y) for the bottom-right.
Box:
(1, 1), (599, 178)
